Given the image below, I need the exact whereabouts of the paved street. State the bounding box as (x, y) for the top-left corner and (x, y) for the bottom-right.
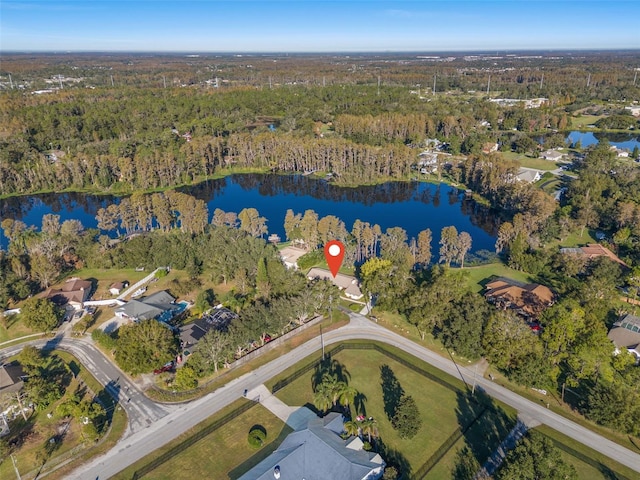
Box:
(67, 313), (640, 479)
(0, 335), (175, 437)
(3, 314), (640, 479)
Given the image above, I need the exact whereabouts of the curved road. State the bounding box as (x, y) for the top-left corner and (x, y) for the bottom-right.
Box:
(3, 315), (640, 479)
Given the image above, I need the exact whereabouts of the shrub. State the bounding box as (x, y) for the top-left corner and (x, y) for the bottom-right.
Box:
(247, 426), (267, 449)
(91, 329), (117, 350)
(155, 268), (168, 279)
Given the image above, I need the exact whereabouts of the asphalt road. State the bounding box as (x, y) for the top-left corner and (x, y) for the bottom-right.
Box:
(3, 315), (640, 479)
(65, 313), (640, 479)
(0, 334), (175, 437)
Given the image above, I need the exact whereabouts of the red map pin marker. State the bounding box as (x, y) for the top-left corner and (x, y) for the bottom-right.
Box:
(324, 240), (345, 278)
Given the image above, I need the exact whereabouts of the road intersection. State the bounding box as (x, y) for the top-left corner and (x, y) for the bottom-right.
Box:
(2, 313), (640, 479)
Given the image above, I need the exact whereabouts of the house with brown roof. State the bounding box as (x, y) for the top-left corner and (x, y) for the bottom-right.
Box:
(45, 278), (92, 310)
(560, 244), (627, 268)
(485, 278), (555, 319)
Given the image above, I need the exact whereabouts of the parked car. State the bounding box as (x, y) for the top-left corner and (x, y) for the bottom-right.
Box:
(86, 306), (97, 315)
(153, 361), (174, 375)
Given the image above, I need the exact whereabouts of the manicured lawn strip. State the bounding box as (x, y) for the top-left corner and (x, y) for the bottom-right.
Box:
(535, 425), (637, 480)
(424, 406), (516, 479)
(272, 342), (515, 478)
(462, 263), (534, 293)
(570, 115), (604, 129)
(0, 315), (38, 343)
(112, 401), (291, 480)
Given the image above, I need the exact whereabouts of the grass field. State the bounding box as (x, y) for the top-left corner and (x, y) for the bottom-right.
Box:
(273, 345), (516, 478)
(462, 263), (533, 293)
(570, 115), (605, 129)
(112, 402), (291, 480)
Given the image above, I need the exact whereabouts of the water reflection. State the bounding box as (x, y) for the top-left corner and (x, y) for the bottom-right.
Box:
(1, 174), (499, 252)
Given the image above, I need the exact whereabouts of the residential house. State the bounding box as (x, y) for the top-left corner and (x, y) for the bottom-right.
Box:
(279, 246), (308, 270)
(560, 244), (627, 268)
(515, 168), (541, 183)
(485, 278), (555, 319)
(180, 306), (238, 352)
(115, 291), (177, 322)
(45, 278), (92, 311)
(109, 281), (129, 296)
(608, 314), (640, 363)
(238, 413), (385, 480)
(540, 150), (564, 161)
(307, 268), (364, 300)
(0, 363), (26, 395)
(482, 142), (499, 154)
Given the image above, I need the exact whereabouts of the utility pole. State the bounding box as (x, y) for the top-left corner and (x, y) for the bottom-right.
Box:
(110, 74), (114, 87)
(561, 382), (566, 403)
(377, 75), (380, 96)
(634, 70), (638, 86)
(586, 73), (591, 87)
(163, 76), (166, 89)
(432, 74), (436, 95)
(486, 75), (491, 95)
(323, 75), (325, 87)
(58, 75), (63, 89)
(8, 73), (14, 89)
(269, 76), (272, 89)
(320, 325), (325, 360)
(540, 73), (544, 90)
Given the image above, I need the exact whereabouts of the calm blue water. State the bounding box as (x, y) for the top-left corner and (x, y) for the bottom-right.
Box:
(565, 131), (640, 150)
(0, 174), (498, 253)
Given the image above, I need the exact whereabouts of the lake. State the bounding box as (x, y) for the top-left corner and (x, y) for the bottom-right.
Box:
(0, 174), (499, 255)
(565, 131), (640, 151)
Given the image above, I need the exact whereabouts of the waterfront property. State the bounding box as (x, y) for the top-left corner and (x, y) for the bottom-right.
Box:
(560, 244), (627, 268)
(307, 267), (363, 300)
(485, 278), (555, 319)
(45, 277), (92, 311)
(115, 290), (181, 323)
(279, 245), (307, 270)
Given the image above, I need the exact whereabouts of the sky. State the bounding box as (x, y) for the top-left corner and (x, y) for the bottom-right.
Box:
(1, 0), (639, 52)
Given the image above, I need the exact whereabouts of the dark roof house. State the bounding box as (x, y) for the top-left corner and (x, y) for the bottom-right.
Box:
(115, 291), (176, 322)
(0, 364), (26, 394)
(180, 307), (238, 351)
(238, 413), (385, 480)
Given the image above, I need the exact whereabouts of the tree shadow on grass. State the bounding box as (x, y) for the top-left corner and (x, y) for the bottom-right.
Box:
(380, 364), (404, 422)
(227, 422), (294, 480)
(312, 356), (350, 391)
(376, 437), (412, 480)
(454, 390), (514, 472)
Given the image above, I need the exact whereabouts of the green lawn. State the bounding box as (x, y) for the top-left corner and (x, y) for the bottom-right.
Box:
(462, 263), (534, 293)
(113, 402), (291, 480)
(535, 425), (637, 480)
(570, 115), (605, 129)
(498, 151), (558, 171)
(273, 345), (514, 477)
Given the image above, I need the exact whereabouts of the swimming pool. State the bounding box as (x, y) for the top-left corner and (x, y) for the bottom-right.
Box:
(157, 301), (189, 323)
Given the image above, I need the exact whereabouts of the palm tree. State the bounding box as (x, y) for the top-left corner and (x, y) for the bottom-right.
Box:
(360, 417), (379, 444)
(338, 384), (358, 409)
(313, 383), (333, 412)
(343, 420), (360, 437)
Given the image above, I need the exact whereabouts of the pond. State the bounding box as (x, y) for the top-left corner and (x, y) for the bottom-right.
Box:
(0, 174), (499, 255)
(565, 131), (640, 151)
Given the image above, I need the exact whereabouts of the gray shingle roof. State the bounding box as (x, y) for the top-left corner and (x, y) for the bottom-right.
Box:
(238, 413), (384, 480)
